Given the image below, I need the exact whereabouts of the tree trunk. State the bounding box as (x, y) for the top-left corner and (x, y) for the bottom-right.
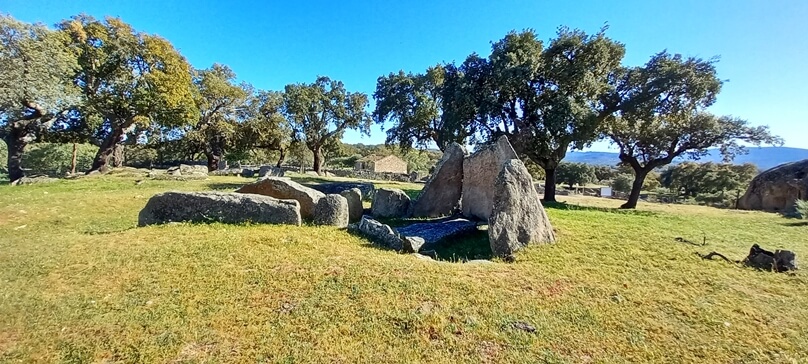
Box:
(3, 132), (27, 183)
(543, 167), (558, 202)
(312, 146), (324, 175)
(205, 151), (220, 172)
(88, 128), (124, 174)
(111, 144), (125, 167)
(71, 143), (78, 175)
(622, 169), (649, 209)
(276, 148), (286, 168)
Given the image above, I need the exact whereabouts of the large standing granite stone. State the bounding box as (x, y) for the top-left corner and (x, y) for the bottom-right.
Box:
(313, 194), (350, 227)
(488, 159), (555, 257)
(340, 188), (364, 222)
(462, 136), (518, 220)
(410, 143), (467, 218)
(236, 177), (325, 219)
(371, 188), (411, 218)
(138, 191), (301, 226)
(396, 218), (478, 253)
(738, 159), (808, 212)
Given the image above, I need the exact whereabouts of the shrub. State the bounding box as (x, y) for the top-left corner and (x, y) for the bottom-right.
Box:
(794, 200), (808, 219)
(23, 143), (95, 176)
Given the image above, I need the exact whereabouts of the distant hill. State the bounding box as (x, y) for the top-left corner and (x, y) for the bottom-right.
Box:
(564, 147), (808, 171)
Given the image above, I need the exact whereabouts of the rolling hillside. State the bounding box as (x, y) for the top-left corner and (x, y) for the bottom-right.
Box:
(564, 147), (808, 171)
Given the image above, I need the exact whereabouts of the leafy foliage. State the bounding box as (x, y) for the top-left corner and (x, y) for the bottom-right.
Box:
(59, 15), (197, 172)
(556, 162), (596, 189)
(0, 15), (79, 181)
(373, 65), (476, 151)
(660, 162), (759, 207)
(284, 76), (371, 174)
(602, 52), (781, 208)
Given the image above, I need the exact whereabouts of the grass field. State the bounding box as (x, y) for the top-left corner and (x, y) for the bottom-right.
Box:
(1, 173), (807, 363)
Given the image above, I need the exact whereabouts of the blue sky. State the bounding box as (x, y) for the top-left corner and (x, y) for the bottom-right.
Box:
(2, 0), (806, 150)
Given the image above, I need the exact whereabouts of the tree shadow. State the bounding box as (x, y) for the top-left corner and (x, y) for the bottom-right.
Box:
(430, 229), (493, 261)
(350, 216), (492, 262)
(782, 221), (808, 227)
(542, 201), (658, 217)
(205, 182), (247, 191)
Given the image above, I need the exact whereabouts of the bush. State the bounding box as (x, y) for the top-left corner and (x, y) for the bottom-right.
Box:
(794, 200), (808, 219)
(610, 174), (634, 193)
(23, 143), (96, 176)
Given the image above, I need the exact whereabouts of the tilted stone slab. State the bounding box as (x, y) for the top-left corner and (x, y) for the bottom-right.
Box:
(237, 177), (325, 219)
(488, 159), (555, 257)
(410, 143), (467, 218)
(138, 191), (301, 226)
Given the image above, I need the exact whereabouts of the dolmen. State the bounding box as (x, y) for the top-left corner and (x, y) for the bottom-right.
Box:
(356, 136), (555, 258)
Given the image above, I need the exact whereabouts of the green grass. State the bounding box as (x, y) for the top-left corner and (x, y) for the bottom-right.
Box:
(1, 174), (807, 363)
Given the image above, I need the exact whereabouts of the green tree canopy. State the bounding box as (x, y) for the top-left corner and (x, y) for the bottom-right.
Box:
(283, 76), (371, 174)
(465, 27), (625, 202)
(60, 15), (197, 173)
(235, 90), (293, 167)
(556, 162), (597, 189)
(603, 52), (781, 208)
(185, 64), (250, 171)
(0, 15), (78, 182)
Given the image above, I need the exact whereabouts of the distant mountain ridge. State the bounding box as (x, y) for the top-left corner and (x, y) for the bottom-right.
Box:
(564, 147), (808, 171)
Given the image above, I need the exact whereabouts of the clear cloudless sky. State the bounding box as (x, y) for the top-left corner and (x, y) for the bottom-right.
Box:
(2, 0), (806, 150)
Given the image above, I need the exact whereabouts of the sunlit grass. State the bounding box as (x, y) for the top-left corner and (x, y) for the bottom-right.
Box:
(0, 174), (806, 363)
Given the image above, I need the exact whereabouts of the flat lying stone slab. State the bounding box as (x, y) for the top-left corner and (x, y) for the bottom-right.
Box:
(395, 218), (478, 252)
(138, 191), (301, 226)
(306, 182), (375, 199)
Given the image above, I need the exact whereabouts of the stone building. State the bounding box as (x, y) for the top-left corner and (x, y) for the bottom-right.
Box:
(354, 155), (408, 174)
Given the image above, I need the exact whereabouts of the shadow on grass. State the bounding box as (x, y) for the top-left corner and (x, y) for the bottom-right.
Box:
(782, 221), (808, 227)
(351, 216), (493, 262)
(543, 201), (658, 217)
(83, 226), (137, 235)
(206, 182), (247, 191)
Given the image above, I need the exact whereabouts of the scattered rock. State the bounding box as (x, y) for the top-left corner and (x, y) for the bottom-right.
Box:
(509, 321), (537, 333)
(462, 136), (518, 220)
(138, 191), (301, 226)
(340, 188), (364, 222)
(241, 168), (255, 178)
(743, 244), (798, 272)
(488, 159), (555, 257)
(179, 164), (209, 177)
(371, 188), (411, 218)
(10, 175), (59, 185)
(259, 165), (285, 178)
(395, 218), (478, 252)
(411, 253), (434, 261)
(355, 216), (404, 251)
(738, 159), (808, 212)
(237, 177), (325, 219)
(410, 143), (467, 218)
(313, 194), (350, 227)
